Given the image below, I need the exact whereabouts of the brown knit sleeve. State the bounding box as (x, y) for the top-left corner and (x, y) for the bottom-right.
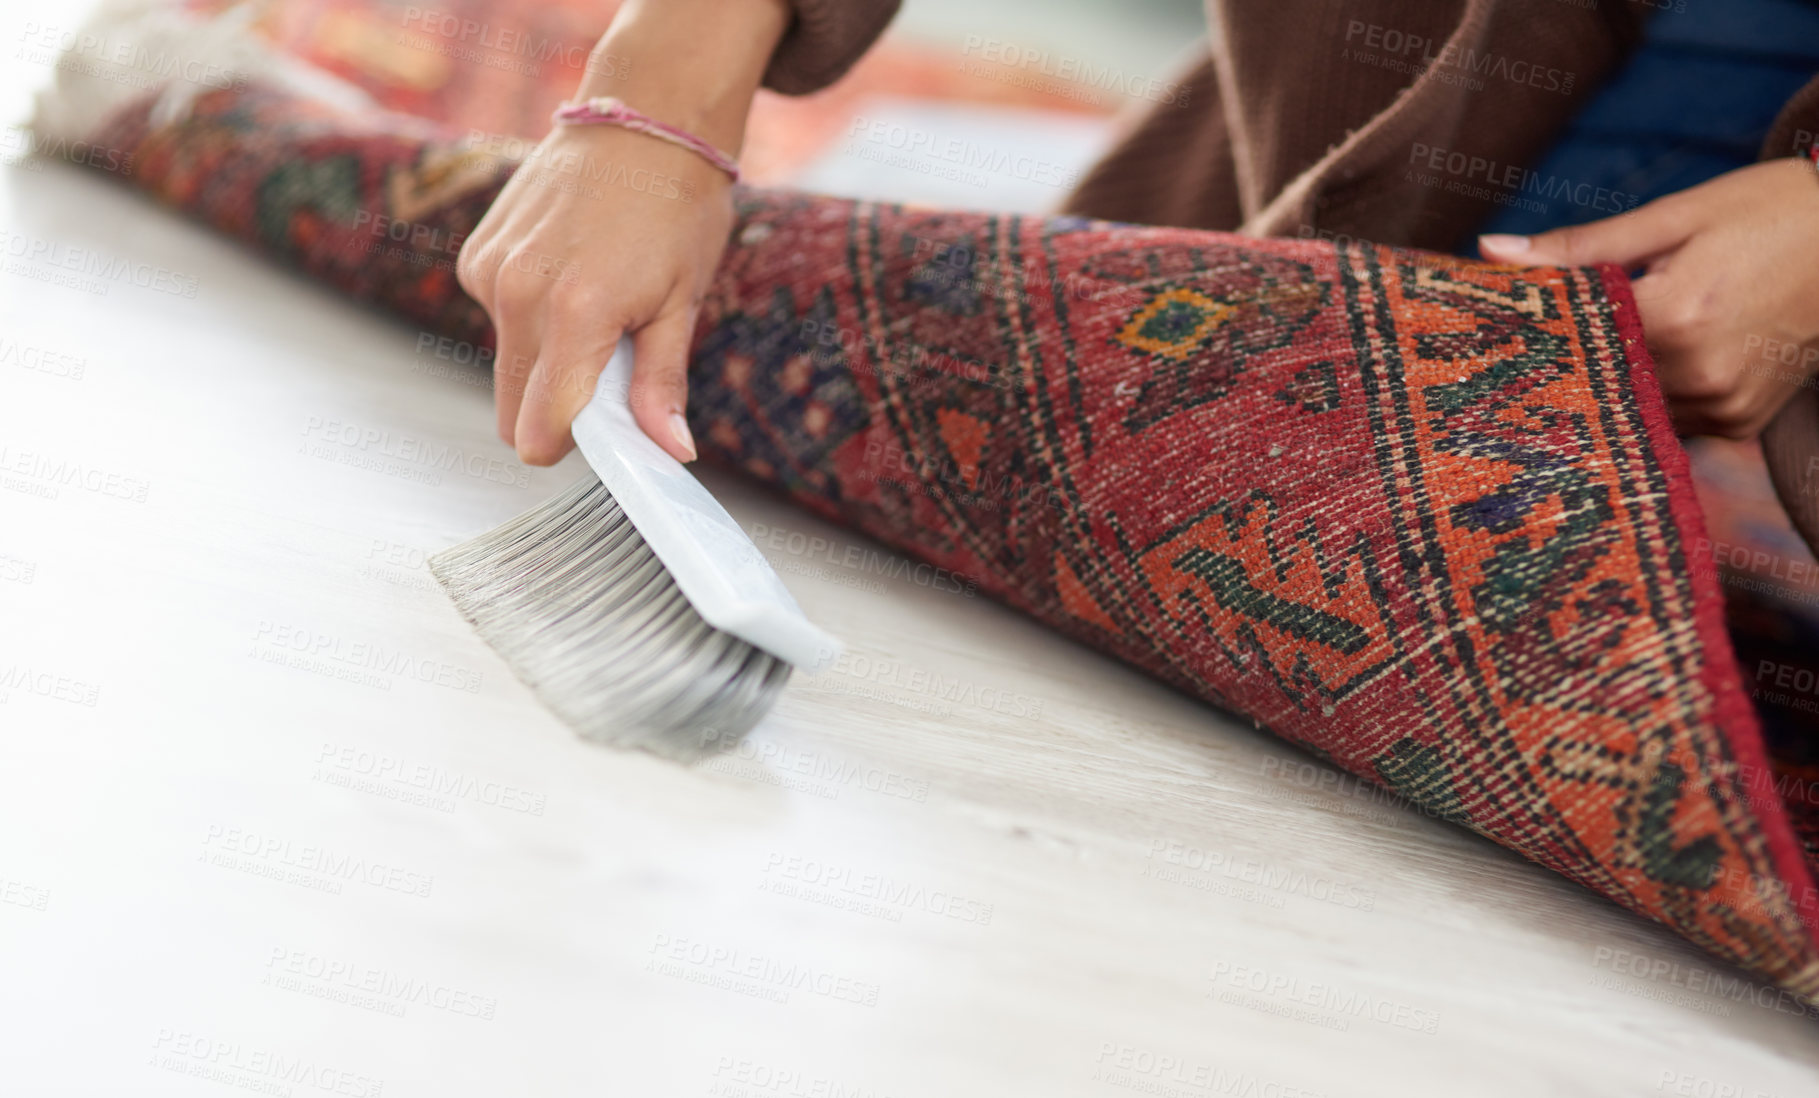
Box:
(1761, 74), (1819, 159)
(761, 0), (901, 95)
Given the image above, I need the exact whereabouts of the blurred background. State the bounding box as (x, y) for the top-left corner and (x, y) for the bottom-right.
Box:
(61, 0), (1211, 210)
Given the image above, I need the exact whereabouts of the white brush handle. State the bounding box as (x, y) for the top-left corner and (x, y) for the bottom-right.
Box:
(569, 340), (841, 672)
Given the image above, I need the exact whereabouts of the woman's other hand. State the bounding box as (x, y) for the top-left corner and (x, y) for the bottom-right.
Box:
(1480, 158), (1819, 439)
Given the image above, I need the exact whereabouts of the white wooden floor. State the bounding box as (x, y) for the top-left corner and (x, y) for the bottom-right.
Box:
(3, 28), (1818, 1098)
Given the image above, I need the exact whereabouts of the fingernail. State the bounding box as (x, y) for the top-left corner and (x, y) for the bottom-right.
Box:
(668, 412), (697, 462)
(1479, 234), (1530, 254)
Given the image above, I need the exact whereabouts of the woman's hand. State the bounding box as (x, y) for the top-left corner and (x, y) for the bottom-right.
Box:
(457, 0), (789, 465)
(459, 126), (733, 464)
(1479, 158), (1819, 439)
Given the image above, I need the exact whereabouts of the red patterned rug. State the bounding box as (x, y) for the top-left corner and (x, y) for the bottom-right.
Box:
(36, 13), (1819, 1002)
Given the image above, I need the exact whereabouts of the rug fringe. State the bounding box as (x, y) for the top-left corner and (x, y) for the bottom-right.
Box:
(28, 0), (373, 145)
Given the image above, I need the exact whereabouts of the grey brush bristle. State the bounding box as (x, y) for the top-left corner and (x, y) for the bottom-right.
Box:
(429, 473), (793, 759)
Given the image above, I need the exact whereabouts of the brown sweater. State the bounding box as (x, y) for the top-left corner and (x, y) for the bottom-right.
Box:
(770, 0), (1819, 554)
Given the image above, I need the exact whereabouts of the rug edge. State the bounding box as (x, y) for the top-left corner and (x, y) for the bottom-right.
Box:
(1597, 261), (1819, 981)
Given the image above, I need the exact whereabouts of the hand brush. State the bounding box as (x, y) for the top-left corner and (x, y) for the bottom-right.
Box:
(430, 340), (841, 757)
(24, 0), (841, 757)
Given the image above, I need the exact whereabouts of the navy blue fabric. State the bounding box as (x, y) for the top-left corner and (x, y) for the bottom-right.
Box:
(1469, 0), (1819, 250)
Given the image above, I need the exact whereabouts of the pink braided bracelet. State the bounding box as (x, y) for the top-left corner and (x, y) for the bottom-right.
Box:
(551, 96), (740, 182)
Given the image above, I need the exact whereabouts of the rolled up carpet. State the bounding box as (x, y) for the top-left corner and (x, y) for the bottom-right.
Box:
(31, 3), (1819, 1000)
